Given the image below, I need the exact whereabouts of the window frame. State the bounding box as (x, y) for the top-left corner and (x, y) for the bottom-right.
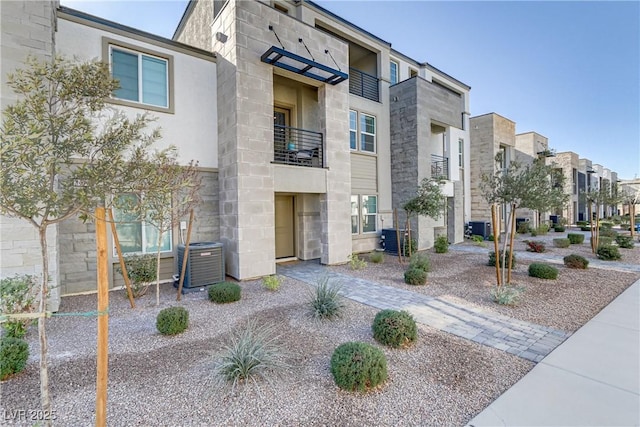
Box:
(458, 138), (464, 168)
(349, 110), (357, 151)
(359, 113), (376, 153)
(351, 194), (378, 235)
(351, 195), (360, 234)
(389, 60), (398, 85)
(102, 37), (175, 114)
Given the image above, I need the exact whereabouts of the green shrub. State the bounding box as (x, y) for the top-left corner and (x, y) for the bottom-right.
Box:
(308, 276), (344, 320)
(402, 237), (417, 257)
(536, 224), (550, 235)
(526, 240), (546, 253)
(0, 275), (38, 339)
(472, 234), (485, 243)
(372, 310), (417, 348)
(488, 250), (516, 268)
(214, 321), (285, 390)
(156, 306), (189, 336)
(434, 235), (449, 253)
(330, 342), (388, 392)
(408, 253), (430, 273)
(597, 236), (613, 246)
(262, 275), (281, 291)
(208, 282), (242, 304)
(567, 233), (585, 244)
(404, 267), (427, 286)
(0, 337), (29, 380)
(553, 238), (571, 248)
(348, 253), (367, 270)
(530, 228), (538, 237)
(599, 228), (618, 238)
(528, 263), (559, 280)
(600, 221), (614, 230)
(553, 225), (566, 232)
(563, 254), (589, 269)
(490, 285), (524, 306)
(487, 234), (500, 241)
(615, 235), (634, 249)
(580, 226), (591, 232)
(576, 220), (588, 227)
(597, 245), (622, 261)
(517, 221), (531, 234)
(116, 254), (157, 298)
(369, 251), (384, 264)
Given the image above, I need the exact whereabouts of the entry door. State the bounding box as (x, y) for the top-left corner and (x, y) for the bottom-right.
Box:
(275, 195), (295, 259)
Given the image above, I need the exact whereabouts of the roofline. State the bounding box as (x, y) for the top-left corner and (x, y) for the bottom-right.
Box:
(57, 6), (216, 61)
(422, 62), (470, 90)
(515, 131), (548, 139)
(173, 0), (197, 41)
(469, 112), (515, 124)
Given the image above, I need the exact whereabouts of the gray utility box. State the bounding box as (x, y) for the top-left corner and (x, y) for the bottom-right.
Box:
(469, 221), (492, 239)
(176, 242), (225, 288)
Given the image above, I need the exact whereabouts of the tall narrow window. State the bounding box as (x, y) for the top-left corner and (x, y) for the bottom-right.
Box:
(389, 60), (398, 85)
(360, 114), (376, 153)
(351, 196), (359, 234)
(458, 138), (464, 168)
(349, 110), (357, 150)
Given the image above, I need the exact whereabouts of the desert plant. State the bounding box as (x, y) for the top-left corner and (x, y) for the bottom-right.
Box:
(116, 254), (157, 298)
(567, 233), (585, 244)
(208, 282), (242, 304)
(576, 220), (588, 227)
(599, 228), (618, 238)
(488, 250), (516, 268)
(369, 251), (384, 264)
(408, 253), (431, 273)
(308, 276), (344, 320)
(330, 342), (388, 392)
(526, 240), (546, 253)
(156, 306), (189, 336)
(535, 223), (550, 235)
(402, 237), (417, 257)
(262, 275), (281, 291)
(348, 253), (367, 270)
(528, 263), (559, 279)
(0, 336), (29, 380)
(615, 235), (634, 249)
(404, 267), (427, 286)
(553, 225), (566, 232)
(213, 321), (286, 390)
(434, 235), (449, 253)
(563, 254), (589, 269)
(517, 221), (531, 234)
(372, 310), (417, 348)
(597, 236), (613, 246)
(490, 285), (524, 306)
(0, 275), (38, 339)
(596, 245), (622, 261)
(530, 228), (538, 237)
(553, 238), (571, 248)
(472, 234), (484, 243)
(580, 226), (591, 232)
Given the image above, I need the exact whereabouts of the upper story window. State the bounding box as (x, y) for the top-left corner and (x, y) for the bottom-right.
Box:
(349, 111), (376, 153)
(409, 68), (418, 78)
(390, 60), (398, 85)
(458, 138), (464, 168)
(104, 38), (174, 113)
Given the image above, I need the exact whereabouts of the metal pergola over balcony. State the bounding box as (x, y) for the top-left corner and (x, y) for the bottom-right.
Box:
(261, 46), (348, 85)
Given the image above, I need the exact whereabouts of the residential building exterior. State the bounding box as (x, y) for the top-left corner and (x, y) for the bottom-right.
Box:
(547, 151), (580, 224)
(514, 131), (550, 227)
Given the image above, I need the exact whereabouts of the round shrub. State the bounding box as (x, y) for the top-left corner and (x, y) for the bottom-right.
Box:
(408, 253), (430, 272)
(404, 267), (427, 286)
(434, 236), (449, 253)
(563, 254), (589, 269)
(528, 263), (559, 280)
(156, 306), (189, 335)
(372, 310), (417, 348)
(553, 238), (571, 248)
(0, 336), (29, 380)
(615, 235), (635, 249)
(488, 250), (516, 268)
(599, 228), (618, 238)
(597, 245), (622, 261)
(330, 342), (387, 392)
(553, 225), (566, 232)
(596, 236), (613, 247)
(567, 233), (585, 244)
(208, 282), (241, 304)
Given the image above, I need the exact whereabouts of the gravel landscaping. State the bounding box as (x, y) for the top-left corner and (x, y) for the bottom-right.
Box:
(1, 228), (637, 426)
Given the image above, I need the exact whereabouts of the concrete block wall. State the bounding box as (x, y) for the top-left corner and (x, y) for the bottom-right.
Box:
(549, 151), (579, 223)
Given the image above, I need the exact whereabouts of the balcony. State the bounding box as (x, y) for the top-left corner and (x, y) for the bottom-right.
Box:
(349, 68), (379, 102)
(431, 155), (449, 180)
(274, 124), (324, 168)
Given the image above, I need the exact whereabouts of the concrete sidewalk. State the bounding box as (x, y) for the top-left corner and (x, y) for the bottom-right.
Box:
(467, 278), (640, 426)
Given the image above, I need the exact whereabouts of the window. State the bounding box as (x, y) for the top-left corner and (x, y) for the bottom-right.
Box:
(349, 110), (357, 150)
(390, 60), (398, 85)
(104, 38), (173, 112)
(351, 196), (359, 234)
(351, 195), (378, 234)
(360, 114), (376, 153)
(409, 68), (418, 78)
(113, 194), (172, 255)
(458, 138), (464, 168)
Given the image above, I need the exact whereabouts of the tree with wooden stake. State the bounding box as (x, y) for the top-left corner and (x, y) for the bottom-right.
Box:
(581, 181), (622, 253)
(620, 186), (638, 239)
(0, 57), (159, 422)
(114, 147), (202, 306)
(402, 177), (446, 255)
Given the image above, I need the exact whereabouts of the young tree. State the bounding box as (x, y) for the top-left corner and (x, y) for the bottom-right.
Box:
(0, 56), (159, 418)
(402, 177), (446, 257)
(620, 187), (638, 238)
(581, 181), (622, 252)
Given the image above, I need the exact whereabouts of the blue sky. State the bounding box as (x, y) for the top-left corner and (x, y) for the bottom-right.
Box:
(61, 0), (640, 180)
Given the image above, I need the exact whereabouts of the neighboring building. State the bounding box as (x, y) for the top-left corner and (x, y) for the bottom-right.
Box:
(577, 158), (594, 222)
(547, 151), (580, 224)
(514, 131), (550, 227)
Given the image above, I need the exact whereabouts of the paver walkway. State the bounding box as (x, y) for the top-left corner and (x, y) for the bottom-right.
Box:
(277, 260), (571, 362)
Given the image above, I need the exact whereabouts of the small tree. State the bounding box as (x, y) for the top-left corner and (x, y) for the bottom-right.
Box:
(581, 181), (623, 252)
(0, 56), (158, 418)
(620, 187), (638, 238)
(402, 178), (446, 257)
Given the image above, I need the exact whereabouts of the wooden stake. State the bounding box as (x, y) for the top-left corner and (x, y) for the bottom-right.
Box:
(507, 204), (516, 284)
(107, 209), (135, 309)
(177, 209), (195, 300)
(394, 209), (402, 264)
(95, 207), (109, 427)
(491, 204), (501, 287)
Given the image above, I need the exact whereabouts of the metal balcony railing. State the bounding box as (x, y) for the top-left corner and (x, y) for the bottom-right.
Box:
(431, 155), (449, 180)
(274, 124), (324, 168)
(349, 67), (379, 102)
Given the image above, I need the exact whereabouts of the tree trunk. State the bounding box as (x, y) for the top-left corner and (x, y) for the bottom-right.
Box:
(107, 209), (135, 309)
(491, 204), (501, 287)
(156, 230), (162, 307)
(38, 226), (52, 427)
(588, 203), (596, 253)
(630, 204), (636, 239)
(507, 203), (517, 284)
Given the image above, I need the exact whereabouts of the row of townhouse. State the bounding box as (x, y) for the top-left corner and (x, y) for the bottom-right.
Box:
(0, 0), (618, 309)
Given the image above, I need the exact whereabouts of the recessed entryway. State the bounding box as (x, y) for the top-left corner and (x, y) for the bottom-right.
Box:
(275, 194), (295, 259)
